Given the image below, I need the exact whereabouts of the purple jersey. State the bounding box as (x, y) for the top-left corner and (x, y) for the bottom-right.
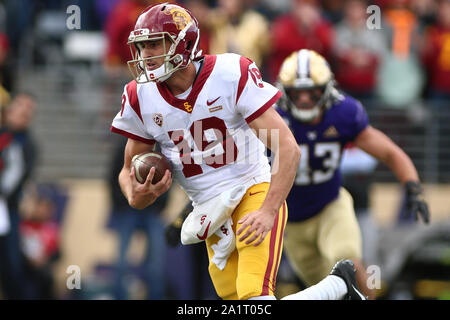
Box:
(277, 95), (369, 221)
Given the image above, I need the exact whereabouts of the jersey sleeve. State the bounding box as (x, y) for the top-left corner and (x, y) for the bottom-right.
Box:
(110, 81), (155, 145)
(348, 97), (369, 140)
(235, 56), (282, 123)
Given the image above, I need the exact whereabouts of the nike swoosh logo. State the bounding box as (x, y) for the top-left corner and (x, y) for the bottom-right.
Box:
(206, 96), (220, 106)
(249, 191), (264, 196)
(196, 221), (211, 240)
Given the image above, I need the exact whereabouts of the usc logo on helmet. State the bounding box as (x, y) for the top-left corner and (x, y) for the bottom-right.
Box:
(163, 7), (191, 31)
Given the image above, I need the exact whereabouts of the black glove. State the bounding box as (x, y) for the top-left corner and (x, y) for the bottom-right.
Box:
(165, 219), (182, 247)
(164, 203), (192, 247)
(405, 181), (430, 224)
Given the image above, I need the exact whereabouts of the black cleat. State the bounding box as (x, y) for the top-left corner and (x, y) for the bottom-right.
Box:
(330, 259), (367, 300)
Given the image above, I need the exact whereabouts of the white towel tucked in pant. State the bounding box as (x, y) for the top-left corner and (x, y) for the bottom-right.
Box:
(181, 184), (247, 270)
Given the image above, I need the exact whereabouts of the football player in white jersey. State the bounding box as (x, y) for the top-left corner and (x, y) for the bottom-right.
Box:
(111, 3), (365, 300)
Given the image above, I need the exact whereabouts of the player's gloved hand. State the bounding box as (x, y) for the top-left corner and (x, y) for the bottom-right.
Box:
(405, 181), (430, 224)
(165, 219), (182, 247)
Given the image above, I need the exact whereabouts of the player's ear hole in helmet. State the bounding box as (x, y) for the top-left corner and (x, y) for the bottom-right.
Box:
(127, 2), (202, 83)
(276, 49), (343, 123)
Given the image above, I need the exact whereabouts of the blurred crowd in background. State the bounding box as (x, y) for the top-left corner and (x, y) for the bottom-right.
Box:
(0, 0), (449, 300)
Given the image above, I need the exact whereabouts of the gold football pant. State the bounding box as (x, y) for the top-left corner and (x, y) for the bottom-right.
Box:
(205, 182), (288, 300)
(283, 187), (362, 286)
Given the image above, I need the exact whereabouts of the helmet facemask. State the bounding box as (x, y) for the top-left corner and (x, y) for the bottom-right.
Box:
(279, 81), (335, 123)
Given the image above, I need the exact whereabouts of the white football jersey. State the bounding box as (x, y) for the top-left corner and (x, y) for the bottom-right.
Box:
(111, 53), (282, 204)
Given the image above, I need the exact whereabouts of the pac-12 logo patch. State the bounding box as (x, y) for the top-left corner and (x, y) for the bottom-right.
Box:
(152, 113), (163, 127)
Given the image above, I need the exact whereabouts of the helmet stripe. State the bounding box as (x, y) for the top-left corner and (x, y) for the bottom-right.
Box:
(297, 49), (310, 79)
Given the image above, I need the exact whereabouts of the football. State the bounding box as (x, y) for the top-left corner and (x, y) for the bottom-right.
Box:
(132, 151), (172, 184)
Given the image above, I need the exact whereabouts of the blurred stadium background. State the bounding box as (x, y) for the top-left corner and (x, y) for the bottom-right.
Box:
(0, 0), (449, 300)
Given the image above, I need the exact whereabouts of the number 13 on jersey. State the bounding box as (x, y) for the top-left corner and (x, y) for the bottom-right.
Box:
(295, 142), (341, 185)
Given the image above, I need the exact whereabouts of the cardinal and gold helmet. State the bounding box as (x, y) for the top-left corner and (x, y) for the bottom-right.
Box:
(127, 3), (201, 83)
(277, 49), (342, 122)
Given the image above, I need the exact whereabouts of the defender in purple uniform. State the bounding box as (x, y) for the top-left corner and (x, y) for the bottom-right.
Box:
(276, 49), (430, 299)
